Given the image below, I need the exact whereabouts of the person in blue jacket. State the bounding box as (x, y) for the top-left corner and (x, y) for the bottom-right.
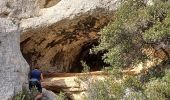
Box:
(29, 65), (44, 100)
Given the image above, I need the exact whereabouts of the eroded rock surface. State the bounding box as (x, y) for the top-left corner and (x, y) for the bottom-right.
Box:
(0, 0), (120, 99)
(0, 0), (38, 99)
(20, 0), (121, 72)
(42, 71), (106, 100)
(42, 88), (58, 100)
(0, 18), (29, 100)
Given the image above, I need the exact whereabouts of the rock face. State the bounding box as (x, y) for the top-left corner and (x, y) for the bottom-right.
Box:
(42, 88), (58, 100)
(42, 71), (106, 100)
(0, 18), (29, 100)
(0, 0), (121, 99)
(0, 0), (38, 99)
(20, 0), (121, 72)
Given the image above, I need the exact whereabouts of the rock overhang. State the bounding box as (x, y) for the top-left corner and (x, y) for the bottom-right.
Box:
(20, 0), (121, 72)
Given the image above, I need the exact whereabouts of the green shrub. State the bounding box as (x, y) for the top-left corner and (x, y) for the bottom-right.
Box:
(86, 69), (170, 100)
(81, 60), (90, 73)
(87, 80), (124, 100)
(93, 0), (170, 68)
(144, 69), (170, 99)
(56, 92), (67, 100)
(123, 76), (144, 91)
(88, 0), (170, 99)
(13, 87), (39, 100)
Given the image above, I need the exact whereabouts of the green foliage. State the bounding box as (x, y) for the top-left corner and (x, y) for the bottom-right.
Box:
(81, 60), (90, 73)
(87, 80), (124, 100)
(87, 69), (170, 100)
(78, 60), (91, 82)
(13, 88), (36, 100)
(93, 0), (170, 68)
(144, 69), (170, 99)
(56, 92), (68, 100)
(124, 76), (144, 91)
(88, 0), (170, 99)
(108, 68), (123, 79)
(13, 91), (26, 100)
(143, 0), (170, 41)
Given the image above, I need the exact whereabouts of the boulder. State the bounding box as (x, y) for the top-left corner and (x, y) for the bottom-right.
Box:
(42, 71), (106, 100)
(42, 88), (58, 100)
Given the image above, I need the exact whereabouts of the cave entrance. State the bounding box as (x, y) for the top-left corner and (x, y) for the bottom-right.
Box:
(20, 33), (109, 73)
(70, 41), (108, 73)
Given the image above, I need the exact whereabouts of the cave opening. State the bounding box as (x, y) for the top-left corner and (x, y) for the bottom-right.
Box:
(20, 38), (108, 73)
(70, 40), (108, 73)
(20, 16), (110, 73)
(21, 35), (108, 73)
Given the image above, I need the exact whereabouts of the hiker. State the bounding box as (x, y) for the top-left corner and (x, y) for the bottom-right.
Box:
(29, 64), (44, 100)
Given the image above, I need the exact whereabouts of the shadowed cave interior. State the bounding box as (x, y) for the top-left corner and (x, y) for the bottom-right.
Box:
(21, 39), (108, 73)
(70, 41), (107, 72)
(20, 15), (111, 73)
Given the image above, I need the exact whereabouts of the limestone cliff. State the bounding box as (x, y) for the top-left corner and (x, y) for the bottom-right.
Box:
(0, 0), (38, 99)
(0, 0), (121, 99)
